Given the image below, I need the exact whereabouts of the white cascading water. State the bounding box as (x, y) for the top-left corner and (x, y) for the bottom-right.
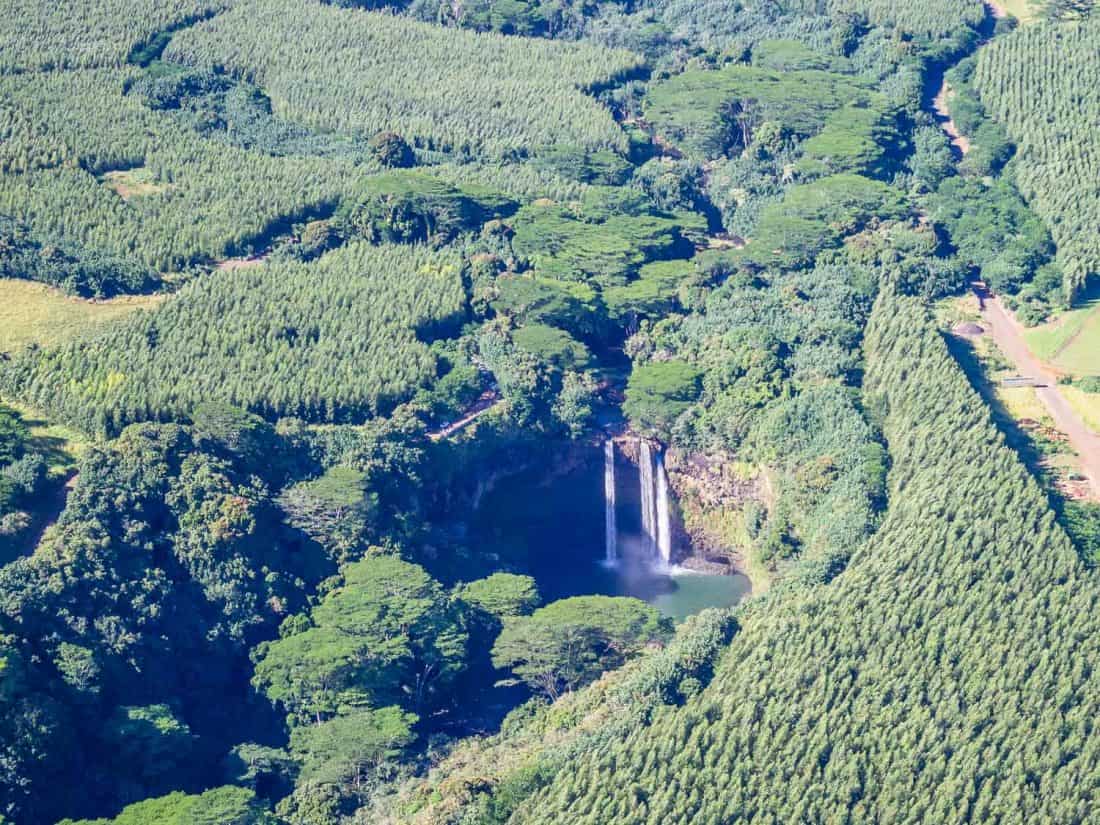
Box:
(604, 439), (617, 564)
(655, 450), (672, 567)
(639, 440), (657, 555)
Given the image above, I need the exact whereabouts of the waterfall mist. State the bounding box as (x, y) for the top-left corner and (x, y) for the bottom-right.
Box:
(607, 442), (673, 572)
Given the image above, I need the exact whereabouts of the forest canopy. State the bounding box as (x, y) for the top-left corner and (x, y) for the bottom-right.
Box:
(164, 0), (644, 157)
(4, 0), (1100, 823)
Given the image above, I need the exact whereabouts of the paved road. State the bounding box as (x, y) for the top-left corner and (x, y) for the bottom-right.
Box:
(977, 287), (1100, 498)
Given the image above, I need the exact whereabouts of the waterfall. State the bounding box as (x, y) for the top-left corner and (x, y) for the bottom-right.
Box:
(656, 451), (672, 566)
(604, 440), (617, 564)
(639, 440), (657, 555)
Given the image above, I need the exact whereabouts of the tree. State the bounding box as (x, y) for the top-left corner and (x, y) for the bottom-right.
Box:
(190, 404), (277, 466)
(223, 743), (298, 801)
(53, 643), (101, 697)
(101, 705), (196, 803)
(0, 406), (27, 467)
(277, 466), (377, 563)
(491, 596), (671, 698)
(57, 786), (276, 825)
(623, 360), (703, 433)
(457, 573), (540, 620)
(907, 125), (955, 192)
(288, 706), (416, 797)
(252, 554), (468, 722)
(368, 131), (416, 168)
(511, 324), (591, 371)
(552, 370), (598, 438)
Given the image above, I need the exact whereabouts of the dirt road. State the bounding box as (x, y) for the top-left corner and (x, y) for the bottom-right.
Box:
(428, 390), (500, 441)
(930, 1), (1008, 156)
(931, 83), (971, 155)
(976, 287), (1100, 497)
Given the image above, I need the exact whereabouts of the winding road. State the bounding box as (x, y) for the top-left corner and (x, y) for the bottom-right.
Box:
(929, 1), (1007, 155)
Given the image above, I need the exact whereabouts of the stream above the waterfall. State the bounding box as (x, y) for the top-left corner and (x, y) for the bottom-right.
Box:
(469, 442), (751, 621)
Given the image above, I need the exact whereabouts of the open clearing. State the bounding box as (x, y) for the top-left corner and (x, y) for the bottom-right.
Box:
(999, 0), (1038, 23)
(942, 292), (1099, 500)
(0, 278), (163, 353)
(1064, 386), (1100, 434)
(0, 397), (87, 475)
(100, 166), (170, 199)
(976, 287), (1100, 497)
(1024, 290), (1100, 376)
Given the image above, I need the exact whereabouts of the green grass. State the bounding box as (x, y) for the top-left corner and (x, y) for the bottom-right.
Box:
(1063, 386), (1100, 434)
(1053, 309), (1100, 375)
(0, 278), (162, 354)
(1024, 289), (1100, 376)
(999, 0), (1039, 23)
(0, 399), (88, 475)
(100, 166), (170, 199)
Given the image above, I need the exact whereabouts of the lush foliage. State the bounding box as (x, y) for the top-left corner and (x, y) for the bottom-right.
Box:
(508, 188), (701, 285)
(333, 171), (517, 247)
(0, 0), (231, 73)
(252, 554), (467, 722)
(0, 68), (363, 273)
(165, 0), (643, 157)
(1, 242), (466, 432)
(0, 417), (333, 820)
(924, 175), (1061, 319)
(6, 2), (1094, 823)
(486, 287), (1099, 824)
(58, 785), (275, 825)
(973, 17), (1100, 299)
(0, 405), (47, 548)
(492, 595), (670, 698)
(643, 61), (887, 163)
(0, 216), (158, 297)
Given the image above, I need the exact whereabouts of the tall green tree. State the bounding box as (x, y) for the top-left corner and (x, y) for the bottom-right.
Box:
(252, 554), (468, 722)
(492, 596), (670, 698)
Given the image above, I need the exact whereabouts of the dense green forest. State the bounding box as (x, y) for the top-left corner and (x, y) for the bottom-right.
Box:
(391, 284), (1097, 824)
(972, 15), (1100, 300)
(164, 0), (643, 157)
(1, 0), (1099, 823)
(1, 241), (468, 431)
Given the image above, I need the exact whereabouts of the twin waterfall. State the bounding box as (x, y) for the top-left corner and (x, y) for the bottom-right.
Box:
(604, 439), (673, 568)
(604, 440), (618, 563)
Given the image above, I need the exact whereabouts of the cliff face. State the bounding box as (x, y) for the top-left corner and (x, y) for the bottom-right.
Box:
(664, 447), (768, 578)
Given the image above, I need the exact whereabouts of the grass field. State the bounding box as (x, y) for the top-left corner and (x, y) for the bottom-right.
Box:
(1063, 386), (1100, 434)
(1024, 289), (1100, 376)
(101, 167), (170, 200)
(0, 279), (163, 353)
(1, 398), (88, 475)
(999, 0), (1040, 23)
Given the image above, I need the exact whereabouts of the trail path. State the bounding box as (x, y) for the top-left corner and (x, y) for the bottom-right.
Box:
(930, 0), (1008, 156)
(975, 285), (1100, 498)
(428, 390), (500, 441)
(931, 83), (971, 155)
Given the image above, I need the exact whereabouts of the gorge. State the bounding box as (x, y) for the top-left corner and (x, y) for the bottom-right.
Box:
(467, 435), (753, 621)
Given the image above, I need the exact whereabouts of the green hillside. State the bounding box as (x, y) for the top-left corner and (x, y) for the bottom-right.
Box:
(4, 0), (1100, 823)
